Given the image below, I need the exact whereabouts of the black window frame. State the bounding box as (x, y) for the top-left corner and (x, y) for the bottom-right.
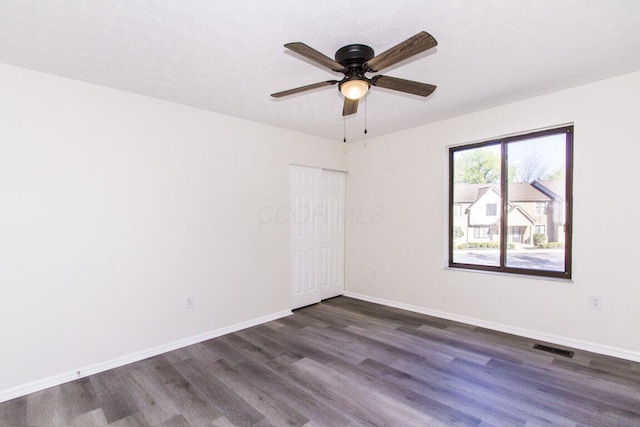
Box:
(448, 125), (573, 279)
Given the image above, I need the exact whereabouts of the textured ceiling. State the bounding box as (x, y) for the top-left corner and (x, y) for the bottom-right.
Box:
(2, 1), (640, 142)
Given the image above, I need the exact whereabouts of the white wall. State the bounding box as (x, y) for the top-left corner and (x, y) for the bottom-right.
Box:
(346, 71), (640, 360)
(2, 62), (638, 401)
(0, 64), (346, 398)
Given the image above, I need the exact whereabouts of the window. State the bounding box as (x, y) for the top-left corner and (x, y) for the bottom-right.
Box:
(449, 126), (573, 279)
(454, 204), (463, 216)
(474, 226), (491, 239)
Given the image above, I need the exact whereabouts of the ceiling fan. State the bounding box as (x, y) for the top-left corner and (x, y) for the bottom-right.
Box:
(271, 31), (438, 116)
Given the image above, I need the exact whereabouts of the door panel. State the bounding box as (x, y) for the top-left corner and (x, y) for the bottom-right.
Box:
(320, 170), (345, 300)
(290, 166), (345, 309)
(290, 166), (322, 309)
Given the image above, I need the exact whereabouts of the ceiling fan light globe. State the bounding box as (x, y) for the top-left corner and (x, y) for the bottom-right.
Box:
(340, 80), (369, 100)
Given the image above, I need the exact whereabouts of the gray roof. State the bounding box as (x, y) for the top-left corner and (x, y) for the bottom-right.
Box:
(454, 181), (562, 203)
(533, 180), (566, 200)
(509, 182), (551, 202)
(454, 184), (497, 203)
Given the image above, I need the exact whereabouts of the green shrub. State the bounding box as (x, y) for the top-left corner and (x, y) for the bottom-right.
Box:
(464, 241), (500, 249)
(533, 233), (547, 247)
(538, 242), (564, 249)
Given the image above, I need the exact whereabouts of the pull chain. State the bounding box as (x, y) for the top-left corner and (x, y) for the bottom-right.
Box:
(343, 117), (346, 143)
(364, 96), (368, 135)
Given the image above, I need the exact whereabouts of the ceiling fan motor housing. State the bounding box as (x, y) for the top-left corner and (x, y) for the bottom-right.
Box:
(335, 44), (375, 69)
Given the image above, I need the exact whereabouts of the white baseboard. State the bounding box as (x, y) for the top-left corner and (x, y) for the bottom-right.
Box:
(0, 309), (292, 404)
(343, 291), (640, 363)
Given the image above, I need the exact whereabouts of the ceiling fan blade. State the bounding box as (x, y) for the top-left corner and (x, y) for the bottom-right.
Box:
(364, 31), (437, 73)
(343, 98), (359, 116)
(370, 75), (436, 97)
(271, 80), (339, 98)
(285, 42), (347, 73)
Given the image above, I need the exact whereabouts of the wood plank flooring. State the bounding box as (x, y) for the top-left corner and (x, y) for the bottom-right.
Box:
(1, 296), (639, 426)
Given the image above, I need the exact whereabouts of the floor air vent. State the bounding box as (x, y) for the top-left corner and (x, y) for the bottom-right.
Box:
(533, 344), (574, 358)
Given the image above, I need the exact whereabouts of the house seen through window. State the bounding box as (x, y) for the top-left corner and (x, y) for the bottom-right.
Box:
(449, 126), (573, 279)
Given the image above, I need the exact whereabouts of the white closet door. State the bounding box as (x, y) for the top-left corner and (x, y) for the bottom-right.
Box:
(290, 165), (322, 309)
(320, 170), (345, 300)
(290, 166), (346, 309)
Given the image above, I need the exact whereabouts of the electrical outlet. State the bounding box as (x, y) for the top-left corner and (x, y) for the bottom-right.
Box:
(372, 269), (377, 278)
(186, 295), (195, 310)
(590, 296), (602, 310)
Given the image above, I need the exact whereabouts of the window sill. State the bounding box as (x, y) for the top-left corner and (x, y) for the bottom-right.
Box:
(443, 266), (574, 283)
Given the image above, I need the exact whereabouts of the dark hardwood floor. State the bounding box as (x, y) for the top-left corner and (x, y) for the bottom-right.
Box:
(1, 296), (639, 426)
